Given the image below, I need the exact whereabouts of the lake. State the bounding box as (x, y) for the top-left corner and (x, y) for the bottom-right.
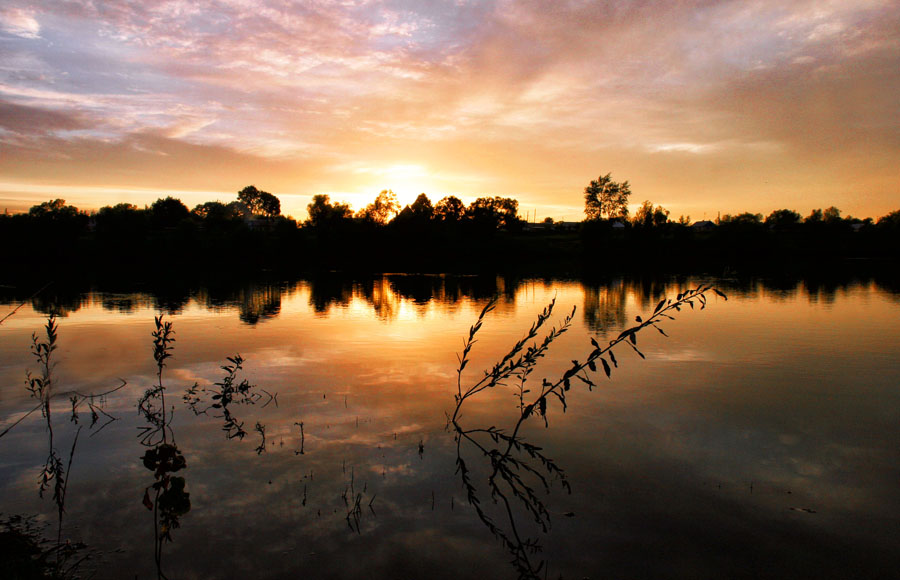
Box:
(1, 273), (898, 579)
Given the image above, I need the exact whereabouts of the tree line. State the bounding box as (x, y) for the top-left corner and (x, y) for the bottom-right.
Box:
(2, 176), (899, 278)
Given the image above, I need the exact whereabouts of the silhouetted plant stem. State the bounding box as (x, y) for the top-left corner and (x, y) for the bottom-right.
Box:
(0, 281), (52, 326)
(451, 283), (725, 579)
(18, 315), (114, 577)
(1, 378), (126, 440)
(55, 426), (82, 568)
(294, 421), (305, 455)
(138, 315), (190, 580)
(153, 316), (174, 444)
(183, 353), (276, 445)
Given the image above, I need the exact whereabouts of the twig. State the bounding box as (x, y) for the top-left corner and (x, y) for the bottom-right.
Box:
(0, 282), (52, 326)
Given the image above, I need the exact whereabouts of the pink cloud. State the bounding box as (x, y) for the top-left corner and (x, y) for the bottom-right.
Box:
(0, 7), (41, 38)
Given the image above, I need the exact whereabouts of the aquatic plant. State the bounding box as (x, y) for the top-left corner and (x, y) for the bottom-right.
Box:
(136, 315), (190, 580)
(183, 353), (276, 449)
(137, 316), (177, 447)
(184, 354), (276, 455)
(8, 315), (124, 577)
(451, 284), (725, 578)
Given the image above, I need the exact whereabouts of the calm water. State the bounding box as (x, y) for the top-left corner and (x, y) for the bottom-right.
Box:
(1, 274), (898, 579)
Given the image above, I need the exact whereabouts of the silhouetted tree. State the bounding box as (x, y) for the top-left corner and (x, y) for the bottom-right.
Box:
(765, 209), (802, 230)
(305, 194), (352, 228)
(467, 196), (521, 230)
(409, 193), (434, 220)
(95, 203), (148, 240)
(358, 189), (399, 225)
(226, 201), (251, 220)
(99, 202), (140, 215)
(877, 209), (900, 228)
(584, 173), (630, 221)
(28, 199), (81, 220)
(632, 200), (669, 227)
(18, 199), (89, 264)
(238, 185), (281, 218)
(150, 197), (191, 228)
(823, 206), (842, 224)
(434, 196), (466, 222)
(720, 212), (763, 226)
(192, 201), (250, 231)
(192, 201), (228, 220)
(392, 195), (438, 260)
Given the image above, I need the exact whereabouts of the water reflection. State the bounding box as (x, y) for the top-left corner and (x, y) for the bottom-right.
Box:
(4, 271), (896, 326)
(1, 273), (899, 579)
(133, 316), (189, 580)
(0, 274), (523, 324)
(583, 278), (628, 332)
(30, 287), (84, 318)
(0, 315), (124, 578)
(307, 274), (510, 319)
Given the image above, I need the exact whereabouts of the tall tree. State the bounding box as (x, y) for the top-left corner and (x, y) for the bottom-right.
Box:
(823, 206), (842, 223)
(192, 201), (227, 220)
(150, 196), (190, 227)
(467, 196), (521, 229)
(584, 173), (631, 221)
(434, 196), (466, 222)
(28, 199), (80, 220)
(765, 209), (802, 230)
(633, 200), (669, 227)
(359, 190), (399, 225)
(306, 194), (352, 227)
(409, 193), (434, 220)
(238, 185), (281, 218)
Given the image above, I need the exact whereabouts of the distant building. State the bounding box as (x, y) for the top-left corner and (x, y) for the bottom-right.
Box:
(691, 220), (717, 231)
(523, 220), (580, 232)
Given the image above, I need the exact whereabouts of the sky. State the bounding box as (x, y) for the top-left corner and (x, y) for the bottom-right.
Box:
(1, 0), (898, 222)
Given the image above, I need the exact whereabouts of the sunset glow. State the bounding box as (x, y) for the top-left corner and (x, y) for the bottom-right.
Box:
(1, 1), (898, 221)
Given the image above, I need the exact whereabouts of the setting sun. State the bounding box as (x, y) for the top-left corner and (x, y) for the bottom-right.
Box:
(357, 164), (435, 209)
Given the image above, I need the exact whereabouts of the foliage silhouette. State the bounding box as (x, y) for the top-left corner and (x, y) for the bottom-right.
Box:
(0, 316), (126, 577)
(150, 197), (191, 228)
(184, 354), (276, 444)
(584, 173), (631, 220)
(238, 185), (281, 218)
(358, 189), (400, 225)
(434, 195), (466, 222)
(632, 200), (670, 228)
(451, 284), (725, 578)
(2, 190), (899, 278)
(137, 316), (190, 580)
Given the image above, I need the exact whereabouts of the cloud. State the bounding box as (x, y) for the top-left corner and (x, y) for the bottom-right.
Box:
(0, 7), (41, 39)
(0, 100), (87, 134)
(0, 0), (897, 217)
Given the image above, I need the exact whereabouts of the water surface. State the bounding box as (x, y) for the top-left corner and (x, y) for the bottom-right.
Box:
(1, 274), (898, 579)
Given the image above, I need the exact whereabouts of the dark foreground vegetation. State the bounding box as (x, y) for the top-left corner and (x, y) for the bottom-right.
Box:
(2, 183), (899, 282)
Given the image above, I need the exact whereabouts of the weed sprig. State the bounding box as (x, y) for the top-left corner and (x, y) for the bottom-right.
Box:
(451, 284), (726, 578)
